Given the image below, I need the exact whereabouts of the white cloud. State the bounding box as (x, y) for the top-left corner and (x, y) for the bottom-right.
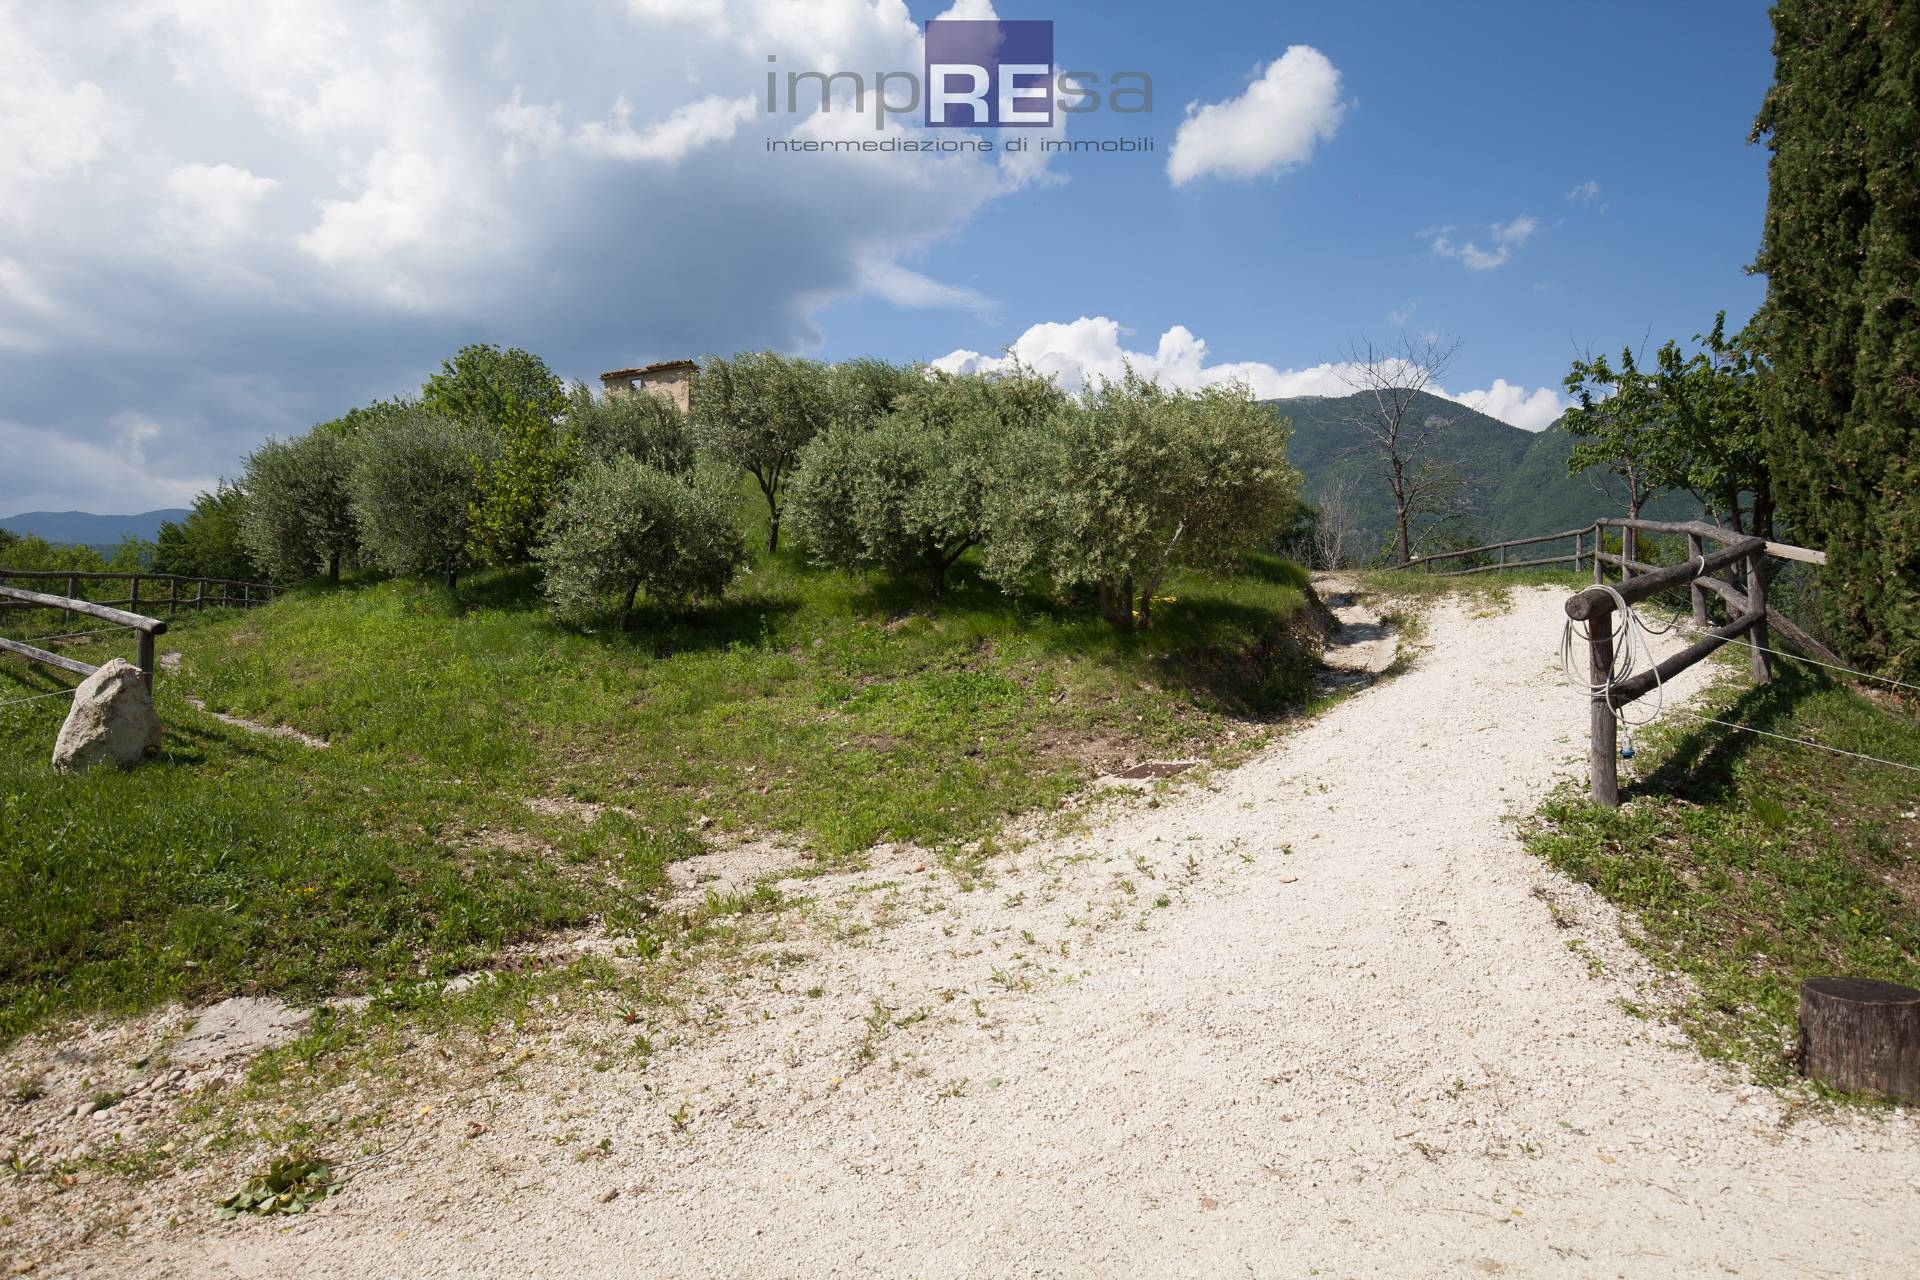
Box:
(0, 0), (1048, 510)
(0, 14), (123, 224)
(1387, 300), (1417, 328)
(1567, 179), (1600, 204)
(561, 94), (755, 163)
(1167, 46), (1346, 186)
(935, 317), (1569, 430)
(1426, 214), (1538, 270)
(1448, 378), (1566, 432)
(163, 163), (278, 245)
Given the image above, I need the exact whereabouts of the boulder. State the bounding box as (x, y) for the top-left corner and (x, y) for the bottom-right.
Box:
(51, 657), (163, 774)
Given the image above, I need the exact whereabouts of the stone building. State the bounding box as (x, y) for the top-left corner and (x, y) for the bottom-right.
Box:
(599, 358), (697, 412)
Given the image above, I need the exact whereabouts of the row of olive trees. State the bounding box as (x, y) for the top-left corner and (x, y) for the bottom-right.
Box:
(241, 345), (1301, 632)
(777, 363), (1300, 629)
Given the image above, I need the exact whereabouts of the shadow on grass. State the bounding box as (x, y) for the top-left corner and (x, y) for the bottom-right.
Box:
(1626, 665), (1825, 805)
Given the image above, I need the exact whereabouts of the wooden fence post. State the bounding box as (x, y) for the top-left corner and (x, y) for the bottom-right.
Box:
(1589, 608), (1619, 806)
(196, 579), (206, 611)
(168, 576), (179, 617)
(130, 574), (140, 612)
(137, 630), (155, 691)
(1748, 544), (1772, 685)
(1592, 526), (1605, 585)
(1687, 532), (1709, 627)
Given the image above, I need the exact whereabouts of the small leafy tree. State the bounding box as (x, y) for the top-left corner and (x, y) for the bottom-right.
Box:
(1564, 315), (1774, 543)
(536, 456), (745, 627)
(691, 351), (834, 553)
(152, 485), (259, 582)
(421, 343), (571, 567)
(987, 372), (1301, 630)
(240, 429), (360, 583)
(789, 366), (1061, 594)
(564, 383), (694, 474)
(350, 410), (494, 590)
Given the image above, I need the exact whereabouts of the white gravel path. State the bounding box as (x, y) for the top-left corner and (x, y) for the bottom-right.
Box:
(71, 586), (1919, 1278)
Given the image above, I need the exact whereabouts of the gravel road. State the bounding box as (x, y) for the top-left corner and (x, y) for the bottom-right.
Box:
(69, 585), (1920, 1278)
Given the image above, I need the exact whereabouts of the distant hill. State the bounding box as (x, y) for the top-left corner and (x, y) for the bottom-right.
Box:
(0, 509), (188, 547)
(1265, 391), (1700, 557)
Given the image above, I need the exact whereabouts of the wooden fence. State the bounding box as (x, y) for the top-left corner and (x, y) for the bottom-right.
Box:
(1568, 520), (1783, 805)
(0, 569), (285, 617)
(1403, 516), (1832, 806)
(0, 585), (167, 690)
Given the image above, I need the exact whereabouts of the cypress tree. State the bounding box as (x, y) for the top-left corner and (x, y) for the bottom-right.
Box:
(1751, 1), (1920, 676)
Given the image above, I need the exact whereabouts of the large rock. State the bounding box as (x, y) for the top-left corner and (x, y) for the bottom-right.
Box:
(52, 657), (163, 773)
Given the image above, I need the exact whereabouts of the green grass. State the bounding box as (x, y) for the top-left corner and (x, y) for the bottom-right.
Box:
(0, 547), (1317, 1043)
(1526, 662), (1920, 1085)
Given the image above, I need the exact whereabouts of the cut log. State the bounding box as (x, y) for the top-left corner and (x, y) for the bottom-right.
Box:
(1797, 977), (1920, 1102)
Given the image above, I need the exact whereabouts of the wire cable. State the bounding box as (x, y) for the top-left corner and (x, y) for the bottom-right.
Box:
(1673, 709), (1920, 775)
(0, 685), (80, 711)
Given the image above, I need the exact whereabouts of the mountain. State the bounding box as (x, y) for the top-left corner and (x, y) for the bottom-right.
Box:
(0, 509), (189, 547)
(1265, 391), (1700, 556)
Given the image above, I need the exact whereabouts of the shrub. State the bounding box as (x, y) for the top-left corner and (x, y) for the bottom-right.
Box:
(536, 456), (745, 627)
(240, 429), (360, 583)
(986, 372), (1301, 630)
(691, 351), (834, 552)
(349, 410), (494, 590)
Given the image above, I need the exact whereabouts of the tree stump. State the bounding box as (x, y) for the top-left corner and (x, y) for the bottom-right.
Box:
(1798, 977), (1920, 1103)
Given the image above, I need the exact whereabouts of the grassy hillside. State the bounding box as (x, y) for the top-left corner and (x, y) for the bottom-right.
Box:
(1267, 391), (1702, 555)
(0, 548), (1321, 1043)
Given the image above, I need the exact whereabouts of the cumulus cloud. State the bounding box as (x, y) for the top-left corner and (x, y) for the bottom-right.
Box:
(934, 317), (1568, 430)
(163, 163), (279, 247)
(0, 0), (1044, 512)
(1426, 214), (1538, 270)
(1167, 46), (1346, 186)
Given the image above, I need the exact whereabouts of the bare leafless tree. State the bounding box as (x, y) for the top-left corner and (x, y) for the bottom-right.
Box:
(1337, 334), (1467, 567)
(1311, 479), (1356, 570)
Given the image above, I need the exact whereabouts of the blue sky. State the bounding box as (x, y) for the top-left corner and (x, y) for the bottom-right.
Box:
(0, 0), (1776, 513)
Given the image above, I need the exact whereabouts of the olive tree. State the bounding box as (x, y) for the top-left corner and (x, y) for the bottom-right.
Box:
(536, 456), (745, 627)
(987, 372), (1300, 630)
(788, 366), (1060, 594)
(690, 351), (833, 552)
(349, 410), (495, 590)
(240, 429), (360, 583)
(563, 382), (694, 474)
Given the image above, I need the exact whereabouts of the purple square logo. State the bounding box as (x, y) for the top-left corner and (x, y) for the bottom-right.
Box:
(924, 20), (1054, 128)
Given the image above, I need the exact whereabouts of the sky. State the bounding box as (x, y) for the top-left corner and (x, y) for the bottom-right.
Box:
(0, 0), (1778, 515)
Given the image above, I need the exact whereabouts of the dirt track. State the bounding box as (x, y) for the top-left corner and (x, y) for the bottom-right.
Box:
(68, 585), (1920, 1278)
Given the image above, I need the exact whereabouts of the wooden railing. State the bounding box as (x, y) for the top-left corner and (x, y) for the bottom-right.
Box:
(1407, 527), (1595, 576)
(0, 569), (284, 617)
(1409, 519), (1829, 580)
(1570, 519), (1791, 806)
(0, 585), (167, 690)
